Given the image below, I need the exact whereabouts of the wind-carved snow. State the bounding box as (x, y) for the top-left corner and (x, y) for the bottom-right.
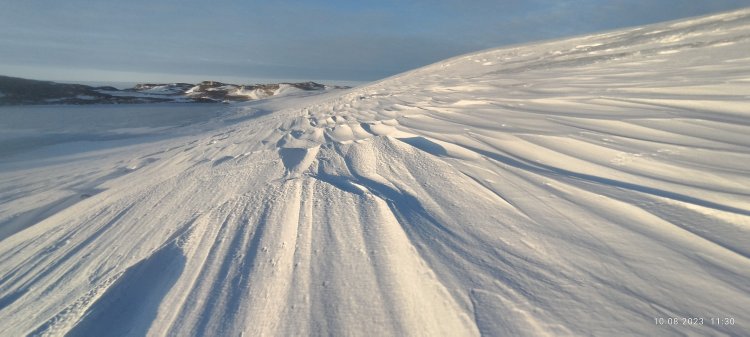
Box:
(2, 8), (750, 337)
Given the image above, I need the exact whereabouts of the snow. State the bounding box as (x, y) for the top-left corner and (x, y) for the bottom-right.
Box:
(273, 83), (303, 96)
(229, 84), (305, 100)
(230, 86), (271, 99)
(138, 85), (183, 95)
(0, 103), (225, 159)
(184, 85), (201, 94)
(2, 8), (750, 337)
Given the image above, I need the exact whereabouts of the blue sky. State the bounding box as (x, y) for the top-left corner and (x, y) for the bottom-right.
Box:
(1, 0), (749, 84)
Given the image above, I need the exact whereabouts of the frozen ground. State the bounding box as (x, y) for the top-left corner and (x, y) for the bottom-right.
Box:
(0, 103), (227, 159)
(1, 8), (750, 337)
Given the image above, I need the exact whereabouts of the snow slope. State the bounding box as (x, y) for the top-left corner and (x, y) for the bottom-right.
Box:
(2, 8), (750, 337)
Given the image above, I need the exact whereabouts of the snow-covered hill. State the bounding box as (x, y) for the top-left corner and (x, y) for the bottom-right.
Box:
(1, 8), (750, 337)
(129, 81), (332, 103)
(0, 76), (340, 105)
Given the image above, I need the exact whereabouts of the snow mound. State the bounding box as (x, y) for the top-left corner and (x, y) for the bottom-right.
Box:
(230, 86), (273, 99)
(2, 8), (750, 337)
(273, 83), (303, 96)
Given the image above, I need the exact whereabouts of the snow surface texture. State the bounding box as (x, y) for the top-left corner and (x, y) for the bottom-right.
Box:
(2, 8), (750, 337)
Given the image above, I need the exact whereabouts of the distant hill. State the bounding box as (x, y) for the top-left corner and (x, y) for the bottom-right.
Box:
(0, 75), (346, 105)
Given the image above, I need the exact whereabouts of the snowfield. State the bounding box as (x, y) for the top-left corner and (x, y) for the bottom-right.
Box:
(2, 8), (750, 337)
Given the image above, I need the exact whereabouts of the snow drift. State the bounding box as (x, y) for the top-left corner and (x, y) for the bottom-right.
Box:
(1, 8), (750, 337)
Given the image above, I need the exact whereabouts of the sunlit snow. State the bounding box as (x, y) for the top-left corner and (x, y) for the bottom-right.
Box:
(1, 8), (749, 337)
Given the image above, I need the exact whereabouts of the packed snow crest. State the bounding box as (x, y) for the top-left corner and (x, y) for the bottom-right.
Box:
(2, 8), (750, 337)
